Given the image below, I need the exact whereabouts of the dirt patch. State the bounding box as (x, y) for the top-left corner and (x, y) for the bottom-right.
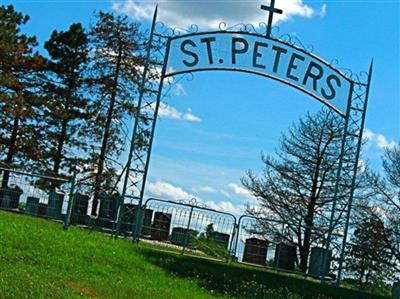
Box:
(66, 280), (99, 298)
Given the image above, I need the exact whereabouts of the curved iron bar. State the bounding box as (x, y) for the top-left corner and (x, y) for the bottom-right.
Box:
(172, 24), (199, 36)
(218, 21), (269, 36)
(274, 33), (314, 54)
(154, 20), (367, 85)
(218, 22), (246, 32)
(144, 198), (237, 221)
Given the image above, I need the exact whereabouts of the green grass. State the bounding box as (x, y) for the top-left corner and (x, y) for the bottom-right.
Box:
(0, 211), (391, 299)
(0, 211), (220, 299)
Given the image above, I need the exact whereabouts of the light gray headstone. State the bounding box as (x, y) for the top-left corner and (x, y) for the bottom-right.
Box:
(392, 282), (400, 299)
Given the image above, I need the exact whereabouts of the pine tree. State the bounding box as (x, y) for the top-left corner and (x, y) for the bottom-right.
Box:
(87, 11), (145, 215)
(345, 217), (395, 288)
(0, 5), (46, 187)
(40, 23), (89, 180)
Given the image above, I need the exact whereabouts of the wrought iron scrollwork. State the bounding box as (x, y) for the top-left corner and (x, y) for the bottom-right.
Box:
(176, 197), (208, 209)
(273, 30), (314, 53)
(218, 21), (269, 36)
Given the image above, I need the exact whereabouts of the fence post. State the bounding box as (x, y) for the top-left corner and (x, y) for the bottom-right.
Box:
(182, 206), (194, 255)
(63, 171), (76, 230)
(133, 206), (145, 241)
(228, 222), (238, 262)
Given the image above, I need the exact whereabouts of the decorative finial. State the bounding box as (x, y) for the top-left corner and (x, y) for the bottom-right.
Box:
(261, 0), (283, 38)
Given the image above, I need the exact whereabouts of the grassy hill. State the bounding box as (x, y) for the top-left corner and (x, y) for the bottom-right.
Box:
(0, 211), (390, 299)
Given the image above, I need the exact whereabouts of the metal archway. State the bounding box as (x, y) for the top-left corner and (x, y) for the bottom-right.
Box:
(114, 5), (373, 287)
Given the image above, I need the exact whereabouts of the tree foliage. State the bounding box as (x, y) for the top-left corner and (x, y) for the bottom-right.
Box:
(39, 23), (90, 179)
(242, 109), (362, 273)
(86, 11), (145, 215)
(0, 5), (46, 187)
(345, 217), (395, 288)
(359, 143), (400, 271)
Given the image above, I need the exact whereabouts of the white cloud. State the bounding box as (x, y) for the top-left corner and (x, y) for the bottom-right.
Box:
(192, 186), (216, 193)
(155, 102), (201, 122)
(174, 83), (187, 97)
(112, 0), (326, 30)
(205, 200), (244, 215)
(319, 4), (327, 18)
(146, 180), (244, 214)
(228, 183), (256, 201)
(220, 190), (232, 199)
(358, 159), (367, 172)
(364, 129), (396, 150)
(147, 180), (196, 200)
(183, 108), (201, 122)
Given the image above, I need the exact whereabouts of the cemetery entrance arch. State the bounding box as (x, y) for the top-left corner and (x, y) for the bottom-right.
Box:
(114, 5), (373, 286)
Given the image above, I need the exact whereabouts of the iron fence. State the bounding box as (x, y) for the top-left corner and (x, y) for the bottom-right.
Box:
(140, 198), (237, 261)
(0, 167), (75, 228)
(234, 215), (342, 280)
(1, 178), (373, 286)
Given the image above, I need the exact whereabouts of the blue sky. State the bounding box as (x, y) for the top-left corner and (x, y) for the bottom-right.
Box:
(6, 0), (399, 214)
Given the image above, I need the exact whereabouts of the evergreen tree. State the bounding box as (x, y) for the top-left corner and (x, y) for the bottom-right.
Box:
(345, 217), (395, 288)
(40, 23), (89, 179)
(0, 5), (45, 187)
(87, 11), (145, 215)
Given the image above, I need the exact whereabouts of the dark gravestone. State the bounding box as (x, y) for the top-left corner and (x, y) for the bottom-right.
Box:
(273, 243), (297, 271)
(243, 238), (268, 266)
(37, 203), (48, 217)
(9, 186), (23, 209)
(71, 193), (89, 225)
(0, 188), (10, 209)
(98, 194), (119, 229)
(119, 203), (136, 234)
(141, 209), (153, 236)
(26, 196), (39, 215)
(151, 212), (172, 241)
(210, 231), (230, 249)
(308, 247), (332, 277)
(0, 186), (23, 209)
(117, 205), (153, 236)
(392, 282), (400, 299)
(47, 192), (64, 220)
(170, 227), (194, 246)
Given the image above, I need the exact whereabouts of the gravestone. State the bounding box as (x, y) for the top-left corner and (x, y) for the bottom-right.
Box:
(0, 186), (23, 209)
(210, 231), (230, 249)
(308, 247), (332, 277)
(273, 243), (297, 271)
(9, 186), (23, 209)
(151, 212), (172, 241)
(0, 188), (10, 209)
(392, 282), (400, 299)
(47, 192), (64, 220)
(243, 238), (268, 266)
(119, 203), (136, 234)
(98, 194), (119, 229)
(140, 208), (154, 237)
(37, 203), (48, 217)
(170, 227), (194, 246)
(71, 193), (89, 225)
(26, 196), (39, 215)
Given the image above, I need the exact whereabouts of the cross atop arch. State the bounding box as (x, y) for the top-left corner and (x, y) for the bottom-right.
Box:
(261, 0), (283, 37)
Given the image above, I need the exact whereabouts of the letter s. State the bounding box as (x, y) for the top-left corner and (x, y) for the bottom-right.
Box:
(181, 39), (199, 67)
(322, 74), (341, 100)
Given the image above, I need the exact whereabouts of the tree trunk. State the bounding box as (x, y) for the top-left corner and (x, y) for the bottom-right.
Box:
(1, 116), (20, 188)
(299, 156), (322, 273)
(91, 43), (123, 216)
(53, 118), (68, 176)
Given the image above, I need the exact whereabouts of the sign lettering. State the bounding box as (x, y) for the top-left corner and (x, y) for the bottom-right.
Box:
(166, 32), (351, 116)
